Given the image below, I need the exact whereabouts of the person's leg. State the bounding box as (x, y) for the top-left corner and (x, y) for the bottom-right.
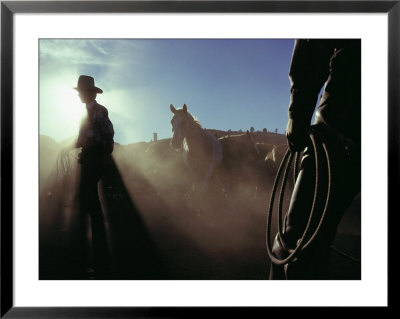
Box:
(269, 235), (289, 280)
(73, 162), (92, 278)
(276, 127), (360, 280)
(88, 163), (111, 277)
(284, 162), (360, 279)
(269, 148), (317, 279)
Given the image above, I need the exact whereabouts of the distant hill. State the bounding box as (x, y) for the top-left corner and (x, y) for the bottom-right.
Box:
(206, 129), (287, 145)
(39, 129), (287, 188)
(41, 128), (286, 150)
(39, 128), (287, 187)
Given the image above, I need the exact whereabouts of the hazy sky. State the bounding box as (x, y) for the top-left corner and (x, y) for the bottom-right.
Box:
(39, 39), (295, 144)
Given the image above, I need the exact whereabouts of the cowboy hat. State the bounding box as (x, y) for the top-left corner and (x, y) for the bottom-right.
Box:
(74, 75), (103, 93)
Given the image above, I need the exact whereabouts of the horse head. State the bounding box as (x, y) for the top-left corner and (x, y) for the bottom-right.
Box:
(169, 104), (221, 194)
(170, 104), (190, 150)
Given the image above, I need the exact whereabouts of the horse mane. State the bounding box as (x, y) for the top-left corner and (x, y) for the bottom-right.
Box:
(175, 108), (202, 129)
(188, 113), (202, 129)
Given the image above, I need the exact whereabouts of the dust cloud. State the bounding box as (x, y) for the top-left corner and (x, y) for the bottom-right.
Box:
(39, 132), (360, 280)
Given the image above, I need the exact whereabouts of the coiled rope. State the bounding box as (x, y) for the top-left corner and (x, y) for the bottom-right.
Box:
(266, 127), (360, 266)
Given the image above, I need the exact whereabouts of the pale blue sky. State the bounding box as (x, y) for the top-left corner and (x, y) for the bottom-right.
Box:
(39, 39), (295, 144)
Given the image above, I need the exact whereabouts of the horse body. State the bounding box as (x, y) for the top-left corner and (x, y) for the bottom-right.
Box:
(170, 104), (222, 193)
(217, 131), (261, 195)
(219, 131), (260, 171)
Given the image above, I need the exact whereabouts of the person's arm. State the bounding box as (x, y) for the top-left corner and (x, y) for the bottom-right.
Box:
(286, 40), (333, 151)
(92, 107), (114, 153)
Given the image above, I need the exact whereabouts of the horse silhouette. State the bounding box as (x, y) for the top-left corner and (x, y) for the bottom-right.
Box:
(218, 131), (260, 193)
(170, 103), (223, 194)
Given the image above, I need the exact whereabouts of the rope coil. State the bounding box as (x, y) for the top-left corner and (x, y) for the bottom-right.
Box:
(266, 127), (360, 266)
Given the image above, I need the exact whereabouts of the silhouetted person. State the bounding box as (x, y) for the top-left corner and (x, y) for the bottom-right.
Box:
(269, 40), (361, 279)
(74, 75), (114, 278)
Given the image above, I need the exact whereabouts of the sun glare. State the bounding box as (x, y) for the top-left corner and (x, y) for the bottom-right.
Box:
(54, 85), (85, 125)
(40, 74), (86, 141)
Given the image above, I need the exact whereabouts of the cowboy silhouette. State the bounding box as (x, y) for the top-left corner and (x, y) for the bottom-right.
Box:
(74, 75), (114, 278)
(269, 40), (361, 279)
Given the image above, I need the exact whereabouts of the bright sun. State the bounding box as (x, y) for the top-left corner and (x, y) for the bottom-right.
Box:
(41, 74), (87, 141)
(54, 85), (85, 124)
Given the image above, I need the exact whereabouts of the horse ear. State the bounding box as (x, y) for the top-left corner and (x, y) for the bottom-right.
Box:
(183, 104), (187, 112)
(170, 104), (176, 114)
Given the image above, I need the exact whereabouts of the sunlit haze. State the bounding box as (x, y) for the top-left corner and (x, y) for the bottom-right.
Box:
(40, 39), (295, 144)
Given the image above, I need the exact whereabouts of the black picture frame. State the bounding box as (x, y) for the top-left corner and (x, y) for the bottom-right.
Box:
(1, 0), (395, 317)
